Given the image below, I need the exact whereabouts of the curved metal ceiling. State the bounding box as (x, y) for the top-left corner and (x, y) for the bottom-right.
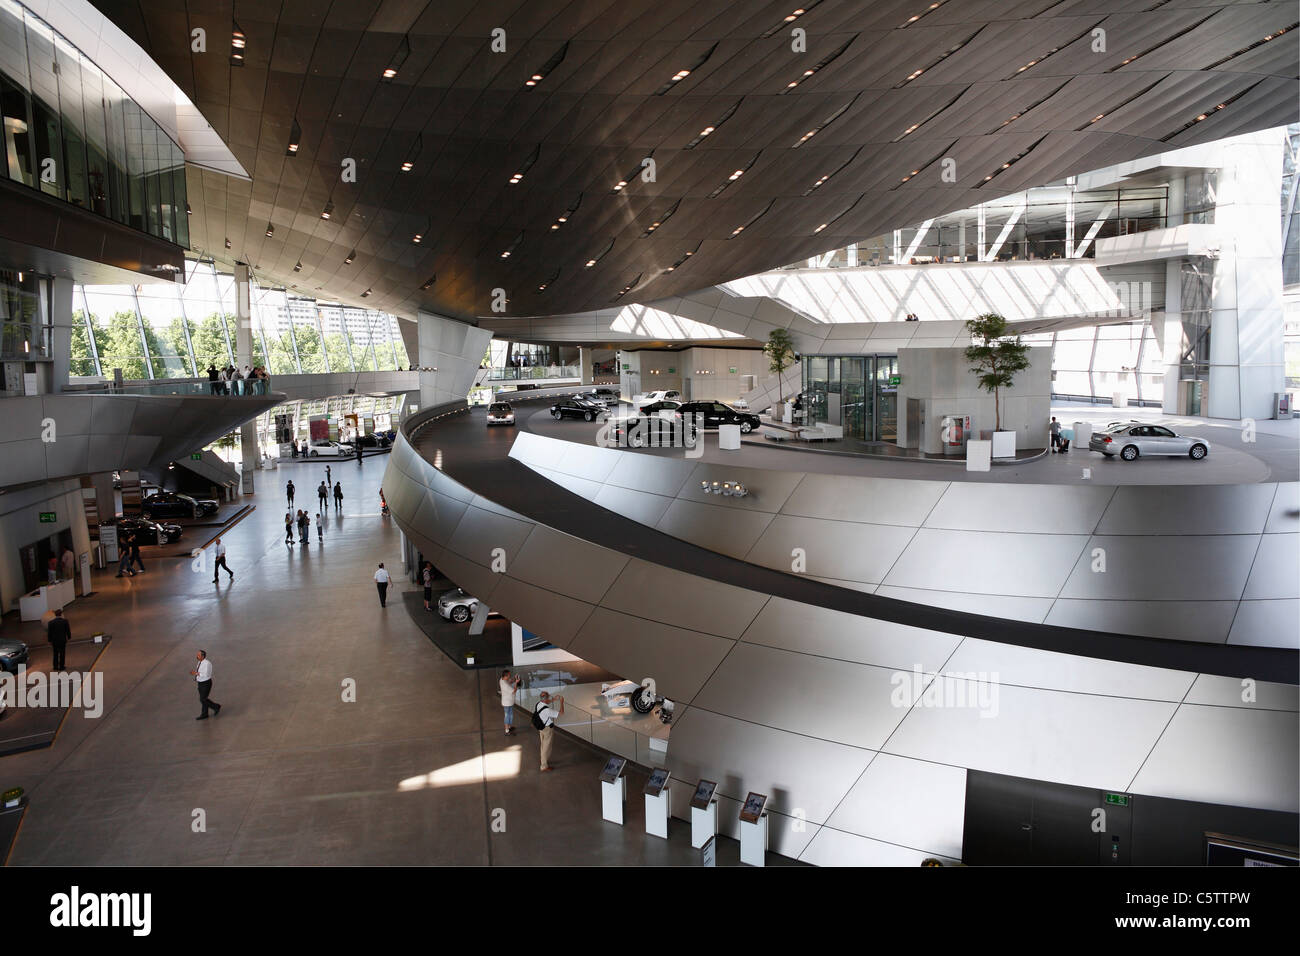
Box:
(93, 0), (1298, 322)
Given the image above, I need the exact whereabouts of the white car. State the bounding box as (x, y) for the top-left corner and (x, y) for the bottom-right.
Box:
(307, 439), (355, 457)
(634, 389), (681, 407)
(575, 387), (619, 407)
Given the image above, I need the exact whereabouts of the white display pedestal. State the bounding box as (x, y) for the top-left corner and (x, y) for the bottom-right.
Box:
(645, 789), (670, 839)
(965, 439), (992, 472)
(691, 801), (718, 849)
(782, 403), (793, 424)
(601, 777), (626, 825)
(740, 813), (768, 867)
(991, 430), (1017, 459)
(718, 424), (741, 450)
(1072, 421), (1093, 447)
(19, 579), (75, 622)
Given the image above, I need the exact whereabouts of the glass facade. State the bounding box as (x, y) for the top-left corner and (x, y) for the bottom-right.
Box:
(70, 259), (413, 380)
(0, 0), (186, 246)
(802, 354), (898, 442)
(1, 267), (50, 362)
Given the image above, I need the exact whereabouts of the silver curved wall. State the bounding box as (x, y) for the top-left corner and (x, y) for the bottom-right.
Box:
(507, 431), (1300, 650)
(384, 410), (1298, 865)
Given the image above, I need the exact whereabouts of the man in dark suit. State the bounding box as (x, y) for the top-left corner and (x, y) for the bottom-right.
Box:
(47, 608), (70, 671)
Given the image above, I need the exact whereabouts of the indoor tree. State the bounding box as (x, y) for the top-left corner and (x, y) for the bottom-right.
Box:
(964, 313), (1030, 432)
(763, 327), (798, 405)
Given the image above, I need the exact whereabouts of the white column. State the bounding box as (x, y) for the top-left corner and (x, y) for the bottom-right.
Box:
(235, 264), (258, 492)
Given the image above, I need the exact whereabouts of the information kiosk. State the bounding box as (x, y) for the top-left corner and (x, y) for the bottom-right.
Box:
(599, 756), (628, 825)
(690, 779), (719, 849)
(739, 791), (769, 867)
(643, 769), (671, 839)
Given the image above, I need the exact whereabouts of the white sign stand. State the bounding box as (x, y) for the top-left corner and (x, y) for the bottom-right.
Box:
(718, 424), (741, 450)
(740, 813), (768, 867)
(691, 801), (718, 848)
(601, 776), (626, 825)
(645, 788), (670, 839)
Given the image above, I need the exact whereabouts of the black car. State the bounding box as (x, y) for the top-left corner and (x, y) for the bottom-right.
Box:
(610, 413), (698, 449)
(355, 433), (392, 448)
(640, 400), (683, 416)
(550, 398), (604, 422)
(142, 491), (218, 520)
(676, 401), (762, 433)
(103, 515), (183, 545)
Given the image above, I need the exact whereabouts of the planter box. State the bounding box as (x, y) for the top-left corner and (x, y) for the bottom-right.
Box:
(992, 430), (1017, 459)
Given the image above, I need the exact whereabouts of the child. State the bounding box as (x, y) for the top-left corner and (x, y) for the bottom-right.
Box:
(316, 513), (324, 542)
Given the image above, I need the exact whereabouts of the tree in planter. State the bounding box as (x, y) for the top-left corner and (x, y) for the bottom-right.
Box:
(964, 313), (1030, 433)
(763, 328), (798, 406)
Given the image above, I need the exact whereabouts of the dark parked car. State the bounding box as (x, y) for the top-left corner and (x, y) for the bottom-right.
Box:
(609, 413), (698, 449)
(355, 433), (392, 448)
(640, 400), (683, 416)
(142, 491), (218, 520)
(102, 515), (183, 545)
(550, 398), (604, 422)
(676, 401), (762, 433)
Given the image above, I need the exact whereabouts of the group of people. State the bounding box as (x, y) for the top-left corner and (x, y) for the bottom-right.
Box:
(903, 312), (921, 322)
(206, 362), (271, 396)
(115, 530), (144, 577)
(285, 509), (322, 544)
(498, 668), (564, 772)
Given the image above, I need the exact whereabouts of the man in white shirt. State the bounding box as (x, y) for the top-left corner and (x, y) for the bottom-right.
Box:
(374, 562), (391, 607)
(499, 669), (521, 736)
(211, 536), (233, 583)
(534, 690), (564, 772)
(190, 650), (221, 720)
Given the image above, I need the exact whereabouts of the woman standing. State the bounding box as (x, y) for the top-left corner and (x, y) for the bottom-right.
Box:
(422, 562), (434, 611)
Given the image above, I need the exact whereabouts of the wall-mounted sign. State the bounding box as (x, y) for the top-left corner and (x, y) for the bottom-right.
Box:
(729, 367), (737, 374)
(667, 367), (676, 374)
(1104, 792), (1130, 807)
(622, 363), (630, 370)
(888, 375), (902, 386)
(190, 452), (203, 460)
(38, 511), (57, 523)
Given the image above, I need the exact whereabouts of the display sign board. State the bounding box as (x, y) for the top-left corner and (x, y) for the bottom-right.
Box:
(644, 769), (671, 797)
(99, 524), (119, 562)
(309, 415), (330, 441)
(700, 836), (716, 867)
(38, 511), (57, 523)
(598, 756), (627, 784)
(690, 779), (717, 810)
(739, 791), (768, 824)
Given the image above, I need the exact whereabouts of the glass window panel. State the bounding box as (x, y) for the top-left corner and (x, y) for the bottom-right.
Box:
(68, 302), (97, 375)
(53, 34), (88, 208)
(371, 311), (396, 370)
(319, 303), (353, 371)
(0, 1), (34, 185)
(182, 259), (231, 366)
(347, 307), (376, 371)
(136, 280), (193, 377)
(82, 286), (149, 378)
(389, 315), (409, 368)
(78, 54), (108, 216)
(172, 146), (188, 247)
(103, 76), (128, 223)
(289, 297), (326, 373)
(252, 285), (297, 374)
(124, 99), (145, 230)
(24, 12), (63, 199)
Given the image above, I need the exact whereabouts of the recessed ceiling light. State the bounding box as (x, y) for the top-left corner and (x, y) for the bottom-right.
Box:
(382, 67), (397, 79)
(421, 275), (436, 290)
(265, 223), (274, 237)
(344, 251), (355, 264)
(400, 161), (413, 172)
(321, 201), (334, 220)
(293, 261), (302, 272)
(361, 288), (372, 297)
(585, 259), (596, 267)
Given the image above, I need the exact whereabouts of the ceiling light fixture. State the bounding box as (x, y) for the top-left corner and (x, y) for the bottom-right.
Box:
(781, 38), (853, 94)
(421, 275), (436, 290)
(265, 223), (274, 237)
(652, 45), (718, 94)
(321, 201), (334, 220)
(286, 118), (301, 155)
(344, 250), (355, 264)
(525, 42), (569, 88)
(293, 261), (302, 272)
(230, 22), (245, 65)
(382, 35), (410, 81)
(400, 161), (413, 172)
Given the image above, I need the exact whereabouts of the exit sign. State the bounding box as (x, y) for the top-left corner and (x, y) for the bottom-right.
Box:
(888, 375), (902, 386)
(38, 511), (57, 523)
(191, 452), (203, 460)
(1104, 792), (1129, 807)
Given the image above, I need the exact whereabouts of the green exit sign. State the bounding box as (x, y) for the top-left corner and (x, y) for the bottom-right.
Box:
(888, 375), (902, 386)
(38, 512), (57, 523)
(191, 452), (203, 460)
(1104, 792), (1129, 807)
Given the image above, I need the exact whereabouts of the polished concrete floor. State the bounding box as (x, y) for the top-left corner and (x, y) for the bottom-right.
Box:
(0, 458), (768, 866)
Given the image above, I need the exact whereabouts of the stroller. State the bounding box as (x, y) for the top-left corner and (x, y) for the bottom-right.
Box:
(379, 489), (391, 517)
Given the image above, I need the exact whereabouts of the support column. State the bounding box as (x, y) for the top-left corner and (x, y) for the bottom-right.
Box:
(580, 347), (594, 385)
(235, 264), (259, 492)
(90, 471), (118, 522)
(49, 276), (74, 392)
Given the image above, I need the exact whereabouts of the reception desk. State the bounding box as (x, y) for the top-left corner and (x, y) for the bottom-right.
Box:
(19, 578), (75, 622)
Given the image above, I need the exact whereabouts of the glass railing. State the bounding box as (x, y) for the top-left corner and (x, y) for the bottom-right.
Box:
(67, 378), (277, 397)
(483, 365), (581, 381)
(516, 682), (669, 769)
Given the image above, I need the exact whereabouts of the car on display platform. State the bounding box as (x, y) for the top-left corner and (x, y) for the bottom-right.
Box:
(575, 387), (619, 407)
(676, 401), (762, 433)
(436, 587), (503, 624)
(1088, 422), (1210, 461)
(142, 491), (219, 520)
(634, 389), (681, 407)
(355, 433), (392, 448)
(609, 412), (698, 449)
(550, 398), (605, 422)
(486, 402), (516, 426)
(308, 439), (355, 457)
(0, 638), (29, 675)
(102, 515), (184, 545)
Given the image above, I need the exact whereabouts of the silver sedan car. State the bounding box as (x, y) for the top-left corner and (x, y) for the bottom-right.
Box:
(1089, 422), (1210, 461)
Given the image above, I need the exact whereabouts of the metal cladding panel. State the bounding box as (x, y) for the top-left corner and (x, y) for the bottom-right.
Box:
(882, 528), (1089, 598)
(445, 501), (535, 569)
(592, 483), (675, 527)
(433, 548), (505, 608)
(1184, 674), (1299, 712)
(1227, 601), (1300, 649)
(568, 608), (734, 704)
(780, 472), (949, 526)
(603, 452), (697, 497)
(1043, 599), (1241, 646)
(654, 498), (774, 559)
(740, 597), (961, 672)
(823, 753), (966, 858)
(508, 524), (630, 605)
(924, 483), (1116, 534)
(1263, 483), (1300, 533)
(681, 462), (806, 513)
(599, 558), (768, 640)
(693, 642), (914, 751)
(799, 827), (960, 867)
(409, 488), (471, 546)
(1128, 705), (1300, 813)
(666, 706), (874, 826)
(885, 680), (1179, 793)
(481, 575), (595, 649)
(1060, 535), (1260, 601)
(1097, 484), (1278, 535)
(942, 638), (1195, 701)
(1242, 534), (1300, 600)
(743, 513), (916, 584)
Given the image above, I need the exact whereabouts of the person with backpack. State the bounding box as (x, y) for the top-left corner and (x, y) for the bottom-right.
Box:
(532, 690), (564, 772)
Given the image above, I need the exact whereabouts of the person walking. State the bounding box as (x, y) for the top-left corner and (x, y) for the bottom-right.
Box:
(499, 669), (521, 736)
(128, 533), (146, 574)
(190, 650), (221, 720)
(212, 537), (233, 583)
(315, 513), (324, 543)
(116, 531), (136, 577)
(284, 512), (295, 545)
(298, 510), (309, 545)
(325, 464), (332, 486)
(356, 440), (363, 464)
(533, 691), (564, 772)
(1049, 416), (1062, 453)
(47, 607), (70, 671)
(286, 479), (295, 508)
(333, 481), (343, 511)
(374, 562), (390, 607)
(317, 480), (328, 511)
(422, 561), (433, 610)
